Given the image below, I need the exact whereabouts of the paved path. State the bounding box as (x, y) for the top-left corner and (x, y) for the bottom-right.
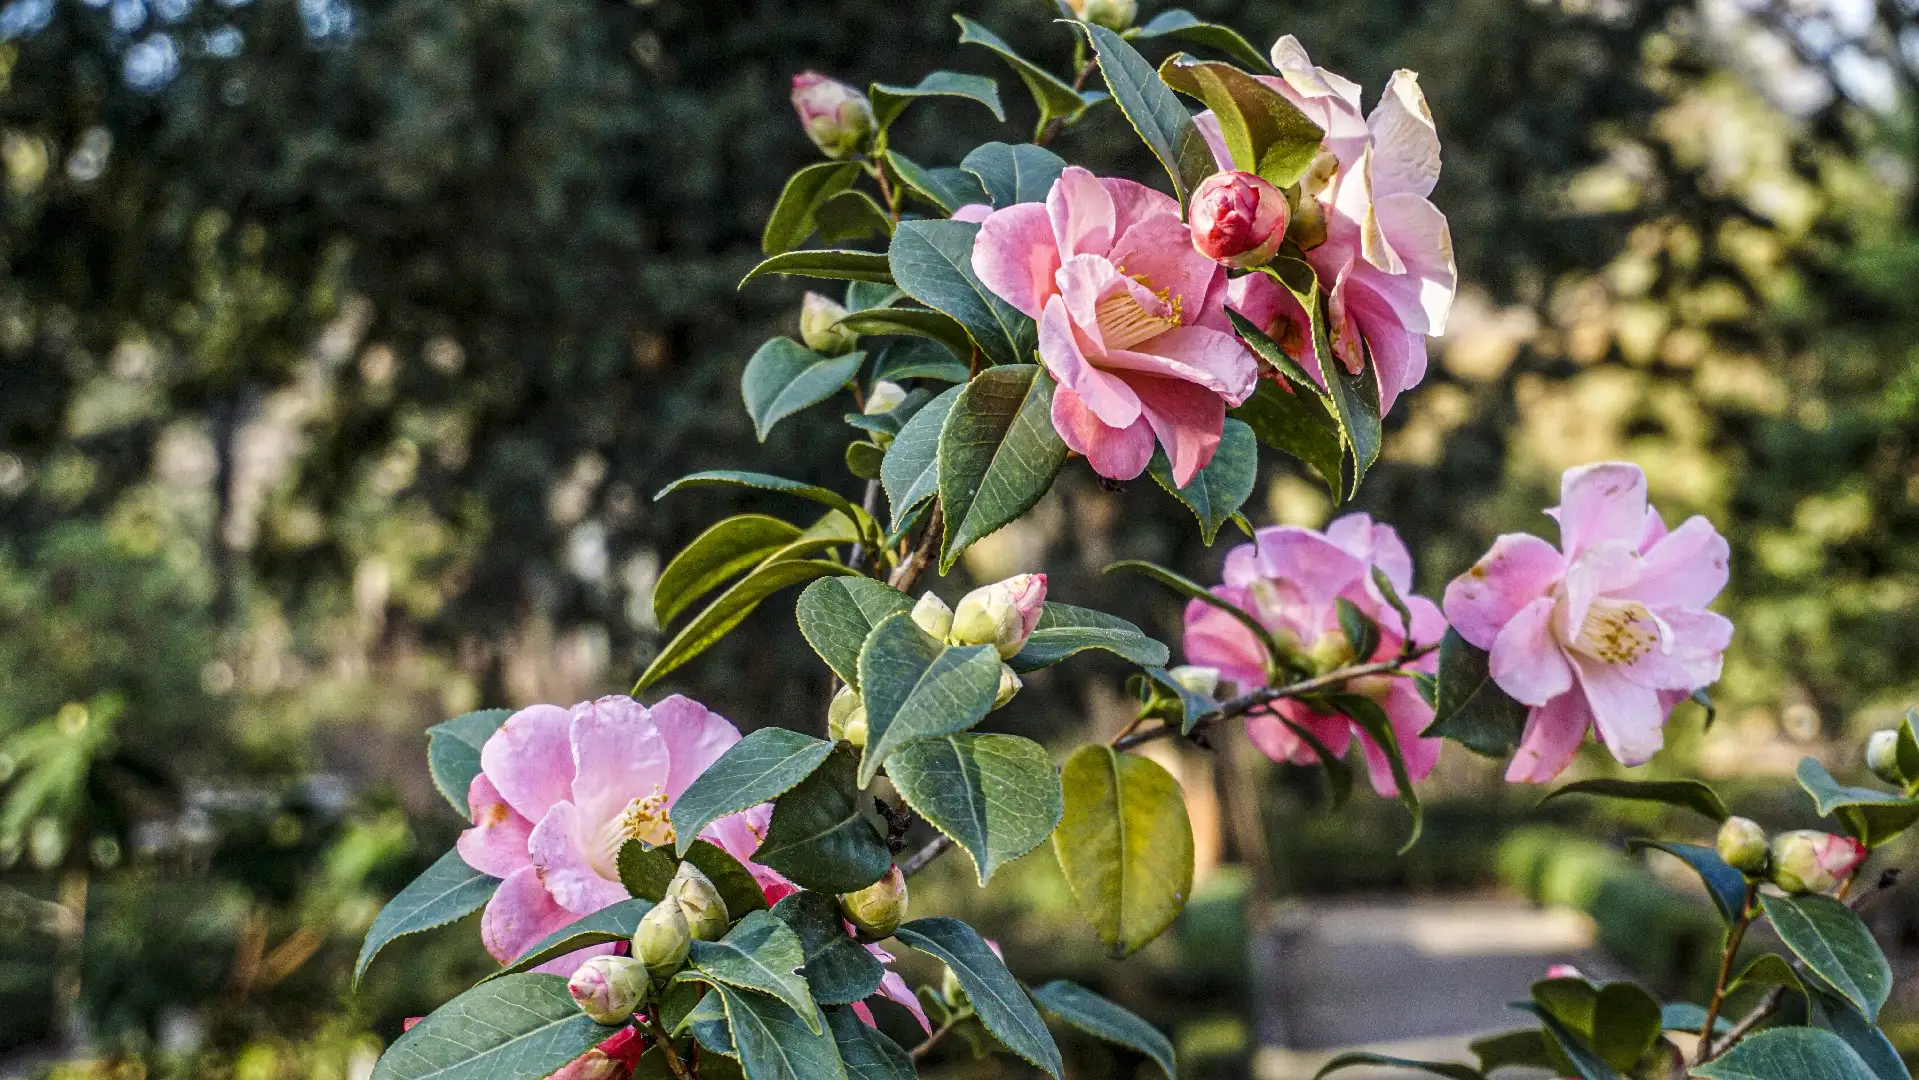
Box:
(1250, 897), (1623, 1080)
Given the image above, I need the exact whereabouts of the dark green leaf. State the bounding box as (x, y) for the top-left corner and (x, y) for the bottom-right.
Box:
(1899, 710), (1919, 790)
(834, 307), (974, 363)
(1469, 1029), (1553, 1073)
(1158, 54), (1323, 188)
(1659, 1002), (1731, 1035)
(1137, 666), (1217, 735)
(855, 613), (1003, 785)
(618, 841), (678, 902)
(763, 163), (862, 256)
(654, 472), (870, 537)
(754, 748), (893, 894)
(1227, 308), (1326, 398)
(1729, 953), (1805, 1003)
(889, 733), (1063, 885)
(870, 339), (971, 385)
(889, 219), (1032, 368)
(710, 982), (847, 1080)
(955, 18), (1093, 140)
(426, 709), (511, 821)
(1692, 1027), (1880, 1080)
(742, 339), (864, 442)
(688, 910), (818, 1033)
(1795, 758), (1919, 848)
(633, 557), (858, 692)
(1229, 376), (1341, 495)
(846, 282), (903, 312)
(880, 384), (959, 531)
(936, 365), (1068, 572)
(825, 1005), (915, 1080)
(1148, 418), (1257, 545)
(671, 728), (835, 855)
(369, 975), (613, 1080)
(896, 917), (1064, 1078)
(1030, 980), (1176, 1080)
(959, 141), (1069, 207)
(884, 151), (986, 216)
(1324, 694), (1422, 852)
(1425, 628), (1529, 757)
(1131, 9), (1274, 73)
(847, 391), (934, 440)
(356, 848), (498, 986)
(682, 989), (736, 1057)
(814, 191), (893, 246)
(1055, 745), (1193, 958)
(1264, 257), (1381, 494)
(1079, 23), (1215, 208)
(491, 897), (654, 981)
(1542, 778), (1730, 823)
(685, 839), (773, 917)
(771, 891), (886, 1006)
(796, 577), (915, 689)
(1336, 598), (1380, 663)
(1759, 892), (1892, 1021)
(845, 441), (885, 480)
(1275, 715), (1356, 807)
(1105, 560), (1284, 679)
(1510, 1001), (1622, 1080)
(742, 250), (895, 287)
(654, 515), (806, 628)
(870, 72), (1004, 128)
(1589, 981), (1663, 1073)
(1008, 602), (1170, 673)
(1627, 840), (1750, 925)
(1810, 988), (1912, 1080)
(1312, 1053), (1484, 1080)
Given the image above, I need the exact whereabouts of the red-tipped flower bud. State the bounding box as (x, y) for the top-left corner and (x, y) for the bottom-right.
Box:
(790, 72), (875, 160)
(1770, 829), (1866, 895)
(568, 955), (648, 1025)
(1190, 171), (1288, 269)
(951, 574), (1047, 659)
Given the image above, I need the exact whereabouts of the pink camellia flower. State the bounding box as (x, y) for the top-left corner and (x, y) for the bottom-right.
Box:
(790, 72), (875, 160)
(1204, 37), (1455, 414)
(951, 203), (993, 224)
(1442, 462), (1733, 783)
(971, 166), (1259, 485)
(458, 695), (781, 973)
(1190, 171), (1288, 269)
(1181, 514), (1446, 795)
(547, 1021), (648, 1080)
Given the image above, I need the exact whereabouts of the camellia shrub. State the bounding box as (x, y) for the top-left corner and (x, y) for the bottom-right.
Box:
(352, 8), (1915, 1080)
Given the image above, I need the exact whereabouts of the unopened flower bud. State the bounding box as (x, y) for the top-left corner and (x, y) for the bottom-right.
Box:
(1168, 665), (1221, 699)
(1544, 964), (1585, 981)
(1190, 171), (1288, 269)
(1770, 830), (1866, 895)
(939, 964), (967, 1008)
(800, 292), (858, 355)
(829, 686), (863, 742)
(838, 864), (908, 942)
(1064, 0), (1137, 31)
(994, 664), (1022, 709)
(842, 712), (868, 748)
(951, 574), (1047, 658)
(1866, 730), (1905, 787)
(568, 955), (648, 1025)
(667, 862), (730, 942)
(634, 898), (692, 980)
(790, 72), (875, 160)
(912, 592), (954, 641)
(864, 380), (908, 415)
(1715, 816), (1769, 875)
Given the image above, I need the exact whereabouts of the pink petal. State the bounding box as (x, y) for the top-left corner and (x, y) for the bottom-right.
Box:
(1327, 513), (1415, 596)
(1355, 679), (1441, 797)
(458, 774), (535, 880)
(568, 697), (671, 831)
(1226, 272), (1323, 388)
(1246, 704), (1352, 767)
(528, 802), (629, 916)
(1405, 596), (1448, 650)
(1251, 526), (1369, 610)
(875, 970), (933, 1034)
(1622, 516), (1729, 609)
(481, 704), (576, 824)
(1366, 71), (1441, 200)
(1132, 374), (1227, 487)
(1504, 692), (1592, 784)
(1369, 192), (1455, 336)
(1442, 534), (1565, 651)
(1555, 463), (1649, 560)
(1638, 508), (1669, 552)
(481, 866), (576, 966)
(1050, 383), (1155, 482)
(1107, 212), (1222, 327)
(1182, 591), (1271, 691)
(1100, 176), (1179, 236)
(1192, 110), (1232, 170)
(1572, 655), (1666, 767)
(1619, 608), (1732, 691)
(1040, 293), (1142, 429)
(651, 694), (743, 801)
(971, 202), (1059, 320)
(1106, 324), (1258, 406)
(1489, 597), (1574, 706)
(1046, 166), (1117, 260)
(950, 203), (993, 224)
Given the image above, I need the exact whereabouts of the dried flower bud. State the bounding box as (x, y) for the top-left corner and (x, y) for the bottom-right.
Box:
(667, 862), (730, 942)
(864, 380), (908, 415)
(1866, 729), (1905, 787)
(911, 592), (954, 641)
(1770, 830), (1866, 895)
(634, 898), (692, 980)
(1190, 171), (1289, 269)
(800, 292), (859, 355)
(568, 955), (648, 1025)
(1064, 0), (1137, 31)
(790, 72), (875, 160)
(994, 664), (1023, 709)
(1168, 665), (1221, 699)
(838, 864), (908, 942)
(951, 574), (1047, 658)
(1715, 816), (1770, 875)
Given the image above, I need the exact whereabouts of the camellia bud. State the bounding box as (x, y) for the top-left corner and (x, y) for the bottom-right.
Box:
(667, 861), (730, 942)
(1770, 829), (1867, 895)
(790, 72), (875, 160)
(828, 686), (863, 743)
(950, 574), (1047, 658)
(1866, 729), (1905, 787)
(1189, 171), (1288, 269)
(568, 955), (648, 1025)
(842, 711), (868, 749)
(863, 380), (908, 415)
(1168, 665), (1221, 699)
(838, 864), (908, 942)
(1715, 816), (1770, 875)
(912, 592), (954, 641)
(1064, 0), (1137, 31)
(634, 898), (692, 980)
(939, 963), (967, 1009)
(994, 664), (1023, 709)
(799, 292), (859, 356)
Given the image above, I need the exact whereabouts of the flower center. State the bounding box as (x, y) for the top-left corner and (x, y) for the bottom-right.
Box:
(592, 789), (674, 878)
(1094, 282), (1180, 350)
(1565, 597), (1660, 667)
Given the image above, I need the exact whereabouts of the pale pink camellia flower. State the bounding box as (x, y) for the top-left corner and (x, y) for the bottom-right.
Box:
(1770, 830), (1867, 896)
(1181, 514), (1447, 796)
(1442, 462), (1733, 783)
(1189, 170), (1288, 269)
(971, 166), (1260, 485)
(790, 72), (875, 160)
(1203, 37), (1456, 414)
(951, 203), (993, 224)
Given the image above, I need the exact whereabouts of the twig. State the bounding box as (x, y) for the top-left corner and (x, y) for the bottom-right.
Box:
(644, 1012), (695, 1080)
(1036, 59), (1099, 148)
(908, 1017), (961, 1062)
(847, 479), (882, 574)
(1692, 882), (1759, 1065)
(900, 834), (952, 877)
(886, 503), (943, 592)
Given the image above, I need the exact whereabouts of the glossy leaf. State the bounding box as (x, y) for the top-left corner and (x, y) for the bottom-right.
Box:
(1759, 892), (1891, 1021)
(1336, 598), (1380, 666)
(763, 163), (862, 256)
(870, 71), (1004, 128)
(1795, 757), (1919, 848)
(1105, 560), (1284, 678)
(771, 891), (885, 1006)
(742, 250), (895, 287)
(1324, 694), (1422, 851)
(825, 1005), (915, 1080)
(1276, 714), (1356, 807)
(1730, 953), (1805, 1002)
(688, 910), (818, 1033)
(936, 365), (1068, 572)
(1030, 980), (1176, 1080)
(1659, 1002), (1731, 1035)
(671, 728), (835, 855)
(1899, 709), (1919, 790)
(1007, 602), (1170, 673)
(709, 982), (847, 1080)
(813, 191), (892, 246)
(1230, 377), (1341, 495)
(685, 839), (773, 917)
(654, 515), (805, 627)
(833, 306), (974, 363)
(883, 150), (986, 216)
(855, 613), (1002, 785)
(426, 709), (511, 820)
(491, 897), (654, 981)
(1589, 981), (1663, 1073)
(1469, 1029), (1553, 1073)
(845, 441), (884, 480)
(618, 841), (678, 902)
(845, 281), (902, 312)
(1627, 840), (1749, 924)
(356, 848), (498, 985)
(879, 384), (959, 530)
(796, 577), (914, 689)
(654, 471), (870, 537)
(1137, 666), (1218, 735)
(1542, 778), (1730, 823)
(889, 219), (1032, 368)
(1263, 257), (1380, 493)
(1158, 54), (1323, 188)
(1079, 23), (1214, 207)
(1692, 1027), (1880, 1080)
(1054, 745), (1193, 957)
(1425, 628), (1529, 757)
(869, 339), (971, 385)
(754, 748), (893, 894)
(1148, 417), (1257, 545)
(1312, 1054), (1484, 1080)
(742, 338), (864, 442)
(1131, 9), (1274, 73)
(369, 975), (612, 1080)
(633, 557), (857, 692)
(896, 917), (1064, 1078)
(1510, 1001), (1622, 1080)
(1810, 988), (1912, 1080)
(959, 140), (1068, 207)
(889, 733), (1063, 885)
(955, 17), (1093, 140)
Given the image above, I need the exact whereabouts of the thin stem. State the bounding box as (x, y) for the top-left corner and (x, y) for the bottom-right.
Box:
(886, 503), (943, 592)
(909, 1017), (961, 1062)
(1692, 882), (1759, 1066)
(1036, 59), (1099, 148)
(847, 479), (882, 574)
(644, 1012), (695, 1080)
